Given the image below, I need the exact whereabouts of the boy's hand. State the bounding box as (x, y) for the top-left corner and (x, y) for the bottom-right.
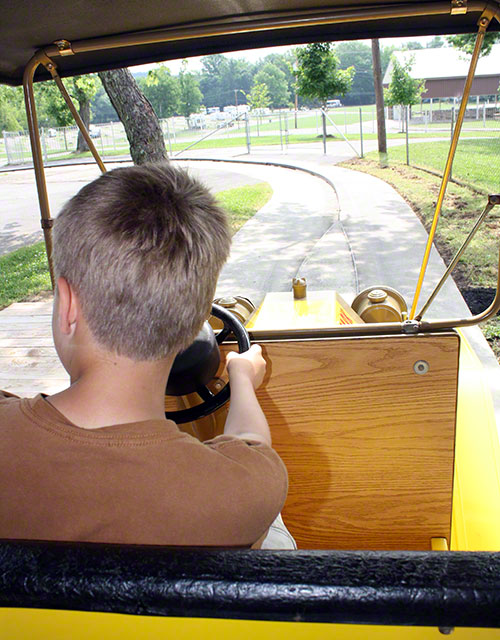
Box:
(226, 344), (266, 390)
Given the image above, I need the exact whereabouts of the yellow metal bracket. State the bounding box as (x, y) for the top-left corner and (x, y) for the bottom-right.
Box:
(451, 0), (467, 14)
(53, 39), (74, 56)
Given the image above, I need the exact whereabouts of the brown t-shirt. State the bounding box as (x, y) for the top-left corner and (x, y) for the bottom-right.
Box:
(0, 391), (288, 546)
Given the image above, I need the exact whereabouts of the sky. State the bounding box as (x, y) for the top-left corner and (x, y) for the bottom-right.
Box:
(130, 35), (440, 75)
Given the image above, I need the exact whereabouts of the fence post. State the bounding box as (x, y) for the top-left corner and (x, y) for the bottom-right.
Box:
(284, 112), (289, 149)
(322, 110), (327, 154)
(483, 103), (486, 128)
(359, 107), (364, 158)
(245, 112), (251, 154)
(2, 132), (10, 165)
(344, 108), (347, 135)
(166, 119), (172, 155)
(279, 111), (283, 151)
(40, 128), (48, 162)
(405, 106), (409, 166)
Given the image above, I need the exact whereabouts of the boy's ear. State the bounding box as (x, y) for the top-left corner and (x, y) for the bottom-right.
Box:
(56, 276), (79, 336)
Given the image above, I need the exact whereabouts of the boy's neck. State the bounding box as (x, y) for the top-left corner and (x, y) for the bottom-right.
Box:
(47, 355), (174, 429)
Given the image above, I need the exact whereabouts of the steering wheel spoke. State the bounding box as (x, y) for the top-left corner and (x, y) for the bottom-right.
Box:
(197, 385), (215, 401)
(165, 303), (250, 424)
(216, 326), (231, 344)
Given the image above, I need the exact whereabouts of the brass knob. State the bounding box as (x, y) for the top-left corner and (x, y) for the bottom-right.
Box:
(217, 296), (237, 308)
(368, 289), (387, 304)
(293, 277), (307, 299)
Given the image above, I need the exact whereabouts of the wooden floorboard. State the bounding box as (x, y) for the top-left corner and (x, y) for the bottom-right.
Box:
(0, 299), (68, 396)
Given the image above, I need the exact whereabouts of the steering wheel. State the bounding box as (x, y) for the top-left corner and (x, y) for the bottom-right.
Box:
(165, 303), (251, 424)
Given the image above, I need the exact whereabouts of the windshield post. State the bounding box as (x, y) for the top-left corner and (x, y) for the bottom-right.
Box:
(22, 52), (57, 287)
(409, 8), (495, 319)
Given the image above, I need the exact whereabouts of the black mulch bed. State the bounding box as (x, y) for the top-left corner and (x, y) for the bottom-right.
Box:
(461, 287), (497, 315)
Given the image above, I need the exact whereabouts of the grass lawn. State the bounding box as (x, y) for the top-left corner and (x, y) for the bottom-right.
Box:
(0, 242), (52, 310)
(0, 181), (272, 310)
(26, 131), (482, 166)
(216, 182), (272, 234)
(411, 120), (500, 130)
(385, 138), (500, 194)
(341, 156), (500, 357)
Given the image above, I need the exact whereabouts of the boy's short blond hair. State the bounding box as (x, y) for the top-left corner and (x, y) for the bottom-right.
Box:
(53, 163), (231, 360)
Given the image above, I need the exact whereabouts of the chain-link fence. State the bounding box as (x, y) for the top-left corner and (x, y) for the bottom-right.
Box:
(171, 106), (379, 157)
(391, 100), (500, 195)
(1, 106), (379, 167)
(2, 121), (132, 166)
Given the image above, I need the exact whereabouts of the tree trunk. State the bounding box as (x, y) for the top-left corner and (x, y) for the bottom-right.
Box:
(371, 38), (387, 155)
(98, 68), (168, 165)
(76, 100), (90, 153)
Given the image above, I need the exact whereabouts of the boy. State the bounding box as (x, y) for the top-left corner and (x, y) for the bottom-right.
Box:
(0, 163), (290, 547)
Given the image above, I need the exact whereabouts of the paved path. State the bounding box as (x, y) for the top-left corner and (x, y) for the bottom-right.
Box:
(0, 161), (262, 256)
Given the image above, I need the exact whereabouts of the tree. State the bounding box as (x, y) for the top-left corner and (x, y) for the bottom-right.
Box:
(384, 57), (425, 131)
(427, 36), (445, 48)
(71, 75), (99, 152)
(90, 85), (118, 123)
(403, 41), (424, 50)
(246, 81), (271, 134)
(199, 54), (226, 108)
(0, 85), (25, 131)
(380, 44), (397, 77)
(141, 65), (180, 118)
(447, 32), (500, 56)
(259, 52), (296, 98)
(199, 55), (254, 109)
(254, 63), (290, 109)
(336, 41), (374, 105)
(33, 75), (98, 151)
(296, 43), (355, 107)
(179, 61), (203, 123)
(34, 81), (73, 127)
(99, 68), (167, 165)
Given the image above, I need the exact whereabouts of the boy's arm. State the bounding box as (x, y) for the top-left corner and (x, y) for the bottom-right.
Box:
(224, 345), (271, 446)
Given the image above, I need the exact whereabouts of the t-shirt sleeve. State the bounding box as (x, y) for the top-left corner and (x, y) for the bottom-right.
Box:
(200, 434), (289, 545)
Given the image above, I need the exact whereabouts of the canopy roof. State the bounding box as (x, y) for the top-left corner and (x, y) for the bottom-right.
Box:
(1, 0), (499, 86)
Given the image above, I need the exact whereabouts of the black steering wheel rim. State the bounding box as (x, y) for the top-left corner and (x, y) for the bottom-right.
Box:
(165, 303), (250, 424)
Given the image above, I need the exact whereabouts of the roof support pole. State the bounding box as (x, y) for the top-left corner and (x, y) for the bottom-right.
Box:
(22, 53), (57, 288)
(42, 60), (106, 174)
(409, 7), (494, 319)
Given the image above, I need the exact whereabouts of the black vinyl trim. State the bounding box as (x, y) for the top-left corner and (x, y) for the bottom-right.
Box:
(1, 541), (500, 627)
